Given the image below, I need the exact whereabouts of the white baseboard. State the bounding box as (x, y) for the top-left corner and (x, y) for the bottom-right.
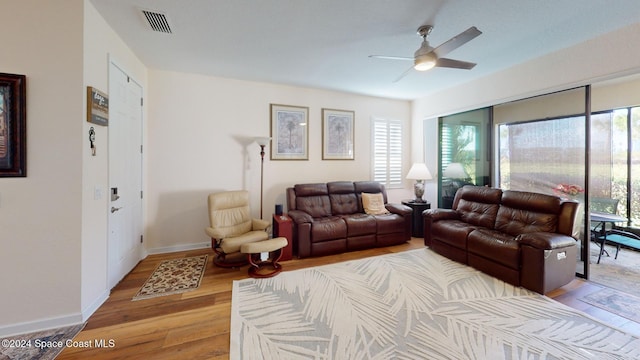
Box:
(0, 244), (208, 337)
(81, 289), (110, 322)
(0, 289), (108, 338)
(146, 241), (209, 255)
(0, 313), (84, 338)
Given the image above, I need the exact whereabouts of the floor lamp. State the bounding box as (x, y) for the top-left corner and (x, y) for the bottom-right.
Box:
(255, 137), (271, 219)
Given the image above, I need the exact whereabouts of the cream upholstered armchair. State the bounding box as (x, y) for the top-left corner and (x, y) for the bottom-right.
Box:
(205, 190), (270, 267)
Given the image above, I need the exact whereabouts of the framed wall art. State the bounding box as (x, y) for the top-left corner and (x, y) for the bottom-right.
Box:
(0, 73), (27, 177)
(322, 108), (354, 160)
(270, 104), (309, 160)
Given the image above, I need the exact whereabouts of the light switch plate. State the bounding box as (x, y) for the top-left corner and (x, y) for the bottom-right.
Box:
(94, 187), (103, 200)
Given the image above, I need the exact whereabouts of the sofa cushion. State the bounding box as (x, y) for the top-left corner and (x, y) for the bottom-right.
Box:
(330, 193), (359, 215)
(495, 207), (558, 236)
(293, 183), (332, 218)
(294, 183), (329, 196)
(457, 200), (500, 229)
(342, 213), (376, 236)
(467, 228), (519, 269)
(328, 181), (359, 215)
(310, 217), (347, 242)
(501, 190), (562, 214)
(495, 190), (560, 236)
(297, 195), (332, 218)
(373, 213), (404, 234)
(454, 186), (502, 228)
(362, 193), (389, 215)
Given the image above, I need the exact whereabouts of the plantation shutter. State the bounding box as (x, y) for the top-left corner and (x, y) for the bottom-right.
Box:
(372, 118), (403, 188)
(440, 124), (453, 174)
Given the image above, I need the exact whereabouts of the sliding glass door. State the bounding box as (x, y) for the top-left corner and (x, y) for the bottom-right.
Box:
(591, 107), (640, 228)
(495, 87), (589, 278)
(438, 108), (491, 208)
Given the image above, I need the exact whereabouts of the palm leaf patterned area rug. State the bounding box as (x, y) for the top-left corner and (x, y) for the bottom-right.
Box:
(230, 249), (640, 359)
(132, 255), (207, 301)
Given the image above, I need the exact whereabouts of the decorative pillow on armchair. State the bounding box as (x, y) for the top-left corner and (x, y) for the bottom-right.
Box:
(362, 193), (389, 215)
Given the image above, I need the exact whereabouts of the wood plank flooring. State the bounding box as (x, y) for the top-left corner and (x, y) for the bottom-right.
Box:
(58, 238), (640, 359)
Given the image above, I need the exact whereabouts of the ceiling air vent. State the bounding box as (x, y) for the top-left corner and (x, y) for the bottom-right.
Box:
(140, 9), (173, 34)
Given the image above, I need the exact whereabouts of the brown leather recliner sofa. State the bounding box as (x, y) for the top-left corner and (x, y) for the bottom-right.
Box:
(423, 185), (580, 294)
(286, 181), (412, 258)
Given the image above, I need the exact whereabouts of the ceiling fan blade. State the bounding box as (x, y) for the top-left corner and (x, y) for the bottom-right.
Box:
(369, 55), (413, 61)
(432, 26), (482, 58)
(392, 65), (415, 83)
(436, 58), (477, 70)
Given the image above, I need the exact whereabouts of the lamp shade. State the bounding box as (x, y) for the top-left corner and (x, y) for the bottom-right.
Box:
(406, 163), (433, 180)
(255, 137), (271, 147)
(443, 163), (468, 179)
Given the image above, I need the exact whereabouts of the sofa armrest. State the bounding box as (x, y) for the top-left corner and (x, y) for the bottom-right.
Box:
(386, 203), (412, 216)
(423, 208), (460, 222)
(287, 210), (313, 258)
(288, 209), (314, 224)
(517, 232), (576, 250)
(422, 209), (461, 246)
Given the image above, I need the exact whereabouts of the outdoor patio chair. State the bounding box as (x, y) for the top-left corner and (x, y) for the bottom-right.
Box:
(594, 228), (640, 261)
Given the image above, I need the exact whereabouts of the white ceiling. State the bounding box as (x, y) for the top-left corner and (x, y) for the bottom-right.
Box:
(89, 0), (640, 100)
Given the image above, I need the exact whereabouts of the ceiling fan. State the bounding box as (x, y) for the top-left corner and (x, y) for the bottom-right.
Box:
(369, 25), (482, 82)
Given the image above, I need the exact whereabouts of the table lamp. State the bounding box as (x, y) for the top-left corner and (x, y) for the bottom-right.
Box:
(406, 163), (432, 202)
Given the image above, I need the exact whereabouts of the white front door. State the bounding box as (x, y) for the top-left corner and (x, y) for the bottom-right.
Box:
(108, 61), (144, 289)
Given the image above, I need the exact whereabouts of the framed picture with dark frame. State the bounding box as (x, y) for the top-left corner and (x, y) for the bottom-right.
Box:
(322, 108), (354, 160)
(0, 73), (26, 177)
(270, 104), (309, 160)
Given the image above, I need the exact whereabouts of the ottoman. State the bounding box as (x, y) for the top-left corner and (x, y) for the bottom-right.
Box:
(240, 237), (288, 278)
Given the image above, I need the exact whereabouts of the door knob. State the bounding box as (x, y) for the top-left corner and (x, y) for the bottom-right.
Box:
(111, 206), (123, 213)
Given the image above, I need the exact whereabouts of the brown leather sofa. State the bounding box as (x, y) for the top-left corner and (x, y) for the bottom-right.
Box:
(286, 181), (412, 258)
(423, 185), (579, 294)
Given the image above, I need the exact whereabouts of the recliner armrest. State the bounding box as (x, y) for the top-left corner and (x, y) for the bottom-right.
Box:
(288, 209), (314, 224)
(423, 208), (460, 222)
(252, 218), (270, 231)
(385, 203), (412, 216)
(517, 232), (576, 250)
(205, 226), (224, 239)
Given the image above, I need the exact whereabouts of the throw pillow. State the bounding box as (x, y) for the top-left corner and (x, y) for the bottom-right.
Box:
(362, 192), (389, 215)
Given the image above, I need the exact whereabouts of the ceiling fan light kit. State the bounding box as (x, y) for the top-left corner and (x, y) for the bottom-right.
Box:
(414, 56), (436, 71)
(370, 25), (482, 81)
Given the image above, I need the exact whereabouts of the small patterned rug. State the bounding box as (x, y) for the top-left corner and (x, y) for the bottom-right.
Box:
(0, 323), (85, 360)
(580, 287), (640, 323)
(132, 255), (207, 301)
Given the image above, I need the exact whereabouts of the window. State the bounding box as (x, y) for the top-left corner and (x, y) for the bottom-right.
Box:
(371, 118), (402, 188)
(498, 116), (586, 195)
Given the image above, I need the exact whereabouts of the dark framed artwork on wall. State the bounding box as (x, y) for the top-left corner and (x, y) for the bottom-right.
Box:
(0, 73), (26, 177)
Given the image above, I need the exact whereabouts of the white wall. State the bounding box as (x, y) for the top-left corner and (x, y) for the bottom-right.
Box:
(81, 1), (147, 321)
(0, 0), (147, 336)
(412, 22), (640, 202)
(146, 70), (412, 252)
(0, 0), (84, 334)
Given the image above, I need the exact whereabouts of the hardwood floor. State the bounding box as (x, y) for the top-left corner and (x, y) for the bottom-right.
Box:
(58, 238), (640, 359)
